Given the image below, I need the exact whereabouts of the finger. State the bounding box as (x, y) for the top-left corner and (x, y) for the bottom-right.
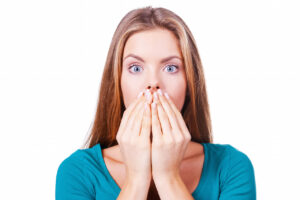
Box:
(157, 89), (182, 133)
(117, 90), (145, 139)
(140, 102), (151, 139)
(131, 99), (147, 137)
(163, 91), (190, 138)
(127, 97), (147, 132)
(145, 89), (153, 104)
(155, 92), (172, 141)
(151, 98), (162, 143)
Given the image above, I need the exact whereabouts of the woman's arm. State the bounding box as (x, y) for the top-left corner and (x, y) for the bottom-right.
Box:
(55, 155), (95, 200)
(117, 175), (150, 200)
(219, 146), (256, 200)
(153, 172), (194, 200)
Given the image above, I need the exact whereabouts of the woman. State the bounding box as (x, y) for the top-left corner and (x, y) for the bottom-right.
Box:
(55, 6), (256, 200)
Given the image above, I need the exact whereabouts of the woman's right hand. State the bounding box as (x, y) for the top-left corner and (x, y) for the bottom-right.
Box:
(116, 89), (153, 184)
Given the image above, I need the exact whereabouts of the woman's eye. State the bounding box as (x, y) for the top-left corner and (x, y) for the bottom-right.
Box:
(164, 65), (179, 73)
(128, 64), (143, 73)
(128, 64), (179, 74)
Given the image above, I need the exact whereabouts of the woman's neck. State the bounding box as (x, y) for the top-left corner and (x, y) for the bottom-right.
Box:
(102, 141), (203, 164)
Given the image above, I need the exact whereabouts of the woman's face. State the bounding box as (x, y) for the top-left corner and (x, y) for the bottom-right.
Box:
(121, 28), (187, 111)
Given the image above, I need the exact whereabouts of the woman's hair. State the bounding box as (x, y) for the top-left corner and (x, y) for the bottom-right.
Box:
(81, 6), (213, 200)
(82, 5), (213, 149)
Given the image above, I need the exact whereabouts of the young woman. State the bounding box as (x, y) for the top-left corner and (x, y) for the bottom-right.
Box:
(56, 6), (256, 200)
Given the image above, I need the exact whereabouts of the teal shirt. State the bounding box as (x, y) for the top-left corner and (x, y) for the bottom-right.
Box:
(55, 143), (256, 199)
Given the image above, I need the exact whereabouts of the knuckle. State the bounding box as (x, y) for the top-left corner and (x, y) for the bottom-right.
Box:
(183, 131), (192, 141)
(136, 139), (148, 148)
(129, 137), (136, 145)
(164, 138), (174, 146)
(175, 135), (184, 144)
(186, 134), (192, 142)
(116, 135), (120, 142)
(186, 134), (192, 141)
(121, 136), (130, 144)
(170, 111), (176, 119)
(152, 140), (163, 147)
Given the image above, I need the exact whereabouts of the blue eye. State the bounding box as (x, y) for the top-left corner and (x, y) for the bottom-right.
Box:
(164, 65), (179, 73)
(128, 64), (179, 74)
(128, 64), (143, 73)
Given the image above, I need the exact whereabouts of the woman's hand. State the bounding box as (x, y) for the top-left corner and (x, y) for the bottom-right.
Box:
(150, 89), (192, 180)
(116, 90), (152, 184)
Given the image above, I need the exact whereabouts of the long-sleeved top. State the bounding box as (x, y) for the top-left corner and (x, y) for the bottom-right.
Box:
(55, 142), (256, 199)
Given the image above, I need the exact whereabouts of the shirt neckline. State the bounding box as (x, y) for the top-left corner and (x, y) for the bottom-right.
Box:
(96, 142), (208, 196)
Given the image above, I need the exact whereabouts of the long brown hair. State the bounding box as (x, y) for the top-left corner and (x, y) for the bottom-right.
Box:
(82, 6), (213, 199)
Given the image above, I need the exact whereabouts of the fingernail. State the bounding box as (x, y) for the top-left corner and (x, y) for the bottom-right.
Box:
(145, 89), (150, 98)
(157, 89), (163, 96)
(138, 91), (144, 98)
(145, 89), (152, 104)
(164, 92), (170, 99)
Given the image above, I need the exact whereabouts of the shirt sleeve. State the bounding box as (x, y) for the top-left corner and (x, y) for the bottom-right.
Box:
(219, 146), (256, 200)
(55, 152), (95, 200)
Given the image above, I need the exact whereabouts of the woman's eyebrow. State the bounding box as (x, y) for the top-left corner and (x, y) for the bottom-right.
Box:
(123, 53), (182, 63)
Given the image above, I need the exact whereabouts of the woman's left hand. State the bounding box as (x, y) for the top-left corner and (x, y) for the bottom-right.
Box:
(150, 89), (192, 180)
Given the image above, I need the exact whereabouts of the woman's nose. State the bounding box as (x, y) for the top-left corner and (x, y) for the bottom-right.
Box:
(147, 85), (160, 94)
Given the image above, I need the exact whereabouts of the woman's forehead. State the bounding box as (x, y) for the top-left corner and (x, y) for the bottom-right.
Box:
(123, 29), (182, 61)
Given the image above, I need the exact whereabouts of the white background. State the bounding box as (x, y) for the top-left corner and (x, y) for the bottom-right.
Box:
(0, 0), (299, 199)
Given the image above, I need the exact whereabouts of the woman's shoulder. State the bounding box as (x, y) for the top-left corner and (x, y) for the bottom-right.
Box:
(204, 142), (252, 162)
(56, 144), (101, 174)
(187, 142), (254, 171)
(55, 145), (101, 199)
(204, 143), (255, 184)
(203, 143), (256, 198)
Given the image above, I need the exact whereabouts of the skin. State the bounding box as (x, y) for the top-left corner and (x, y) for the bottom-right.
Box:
(151, 89), (194, 199)
(119, 28), (195, 199)
(121, 28), (187, 112)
